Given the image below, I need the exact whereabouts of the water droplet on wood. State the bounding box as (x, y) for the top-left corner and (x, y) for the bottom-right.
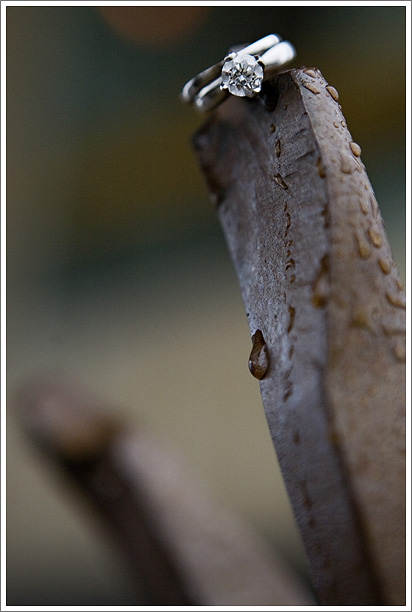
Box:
(378, 258), (391, 275)
(370, 194), (379, 218)
(368, 226), (383, 248)
(317, 157), (326, 178)
(359, 198), (369, 215)
(303, 68), (317, 78)
(386, 291), (406, 309)
(248, 330), (269, 380)
(326, 85), (339, 101)
(350, 142), (362, 157)
(393, 342), (406, 363)
(303, 82), (320, 94)
(355, 231), (371, 259)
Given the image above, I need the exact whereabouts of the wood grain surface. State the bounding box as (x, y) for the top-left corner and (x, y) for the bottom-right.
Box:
(193, 67), (405, 605)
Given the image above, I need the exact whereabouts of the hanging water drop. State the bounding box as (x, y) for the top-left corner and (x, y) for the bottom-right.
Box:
(248, 329), (269, 380)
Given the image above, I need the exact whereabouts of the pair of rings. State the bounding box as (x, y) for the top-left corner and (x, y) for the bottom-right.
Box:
(181, 34), (296, 113)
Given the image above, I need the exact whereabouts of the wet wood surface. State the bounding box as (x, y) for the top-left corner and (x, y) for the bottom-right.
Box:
(193, 68), (405, 605)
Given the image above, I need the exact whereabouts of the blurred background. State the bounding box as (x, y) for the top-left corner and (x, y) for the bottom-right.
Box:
(7, 5), (406, 605)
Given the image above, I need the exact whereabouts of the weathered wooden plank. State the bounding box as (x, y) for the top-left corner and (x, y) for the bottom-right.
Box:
(193, 67), (405, 605)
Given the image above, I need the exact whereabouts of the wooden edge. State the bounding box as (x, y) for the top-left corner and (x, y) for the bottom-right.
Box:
(192, 67), (405, 605)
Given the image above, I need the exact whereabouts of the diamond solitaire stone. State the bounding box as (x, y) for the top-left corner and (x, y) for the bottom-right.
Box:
(221, 52), (264, 98)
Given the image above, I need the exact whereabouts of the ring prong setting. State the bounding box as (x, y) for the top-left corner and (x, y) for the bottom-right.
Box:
(181, 35), (296, 111)
(221, 51), (265, 98)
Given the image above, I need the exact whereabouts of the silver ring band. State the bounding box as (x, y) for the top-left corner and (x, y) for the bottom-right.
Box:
(181, 34), (296, 113)
(181, 34), (281, 103)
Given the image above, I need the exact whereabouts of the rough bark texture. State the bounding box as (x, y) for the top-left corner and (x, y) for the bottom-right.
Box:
(193, 67), (405, 606)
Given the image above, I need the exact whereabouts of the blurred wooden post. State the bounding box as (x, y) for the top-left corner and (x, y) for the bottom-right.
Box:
(193, 68), (405, 605)
(18, 380), (313, 606)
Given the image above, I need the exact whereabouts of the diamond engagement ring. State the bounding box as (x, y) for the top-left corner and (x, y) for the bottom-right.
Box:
(181, 34), (296, 112)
